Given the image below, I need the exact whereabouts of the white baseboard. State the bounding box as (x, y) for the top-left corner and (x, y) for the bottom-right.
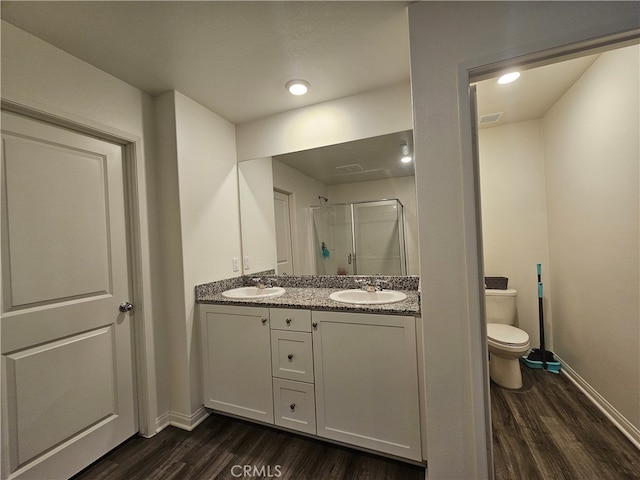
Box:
(154, 407), (210, 434)
(557, 355), (640, 450)
(154, 411), (172, 434)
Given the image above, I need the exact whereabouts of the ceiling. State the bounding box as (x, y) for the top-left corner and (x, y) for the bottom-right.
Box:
(275, 130), (414, 185)
(1, 1), (597, 127)
(0, 1), (411, 125)
(1, 1), (601, 184)
(474, 54), (599, 127)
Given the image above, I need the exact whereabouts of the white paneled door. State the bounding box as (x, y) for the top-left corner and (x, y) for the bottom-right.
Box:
(1, 111), (137, 479)
(273, 190), (294, 275)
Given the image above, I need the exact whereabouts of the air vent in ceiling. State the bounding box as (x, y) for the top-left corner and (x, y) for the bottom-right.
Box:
(335, 164), (364, 173)
(479, 112), (503, 125)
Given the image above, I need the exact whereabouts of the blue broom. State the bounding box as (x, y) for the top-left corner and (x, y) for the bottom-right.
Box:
(521, 263), (561, 373)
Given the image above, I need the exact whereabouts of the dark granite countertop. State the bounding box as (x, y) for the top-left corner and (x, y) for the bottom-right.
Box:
(195, 273), (421, 315)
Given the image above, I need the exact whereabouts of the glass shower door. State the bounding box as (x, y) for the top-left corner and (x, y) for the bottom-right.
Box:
(311, 205), (354, 275)
(352, 199), (406, 276)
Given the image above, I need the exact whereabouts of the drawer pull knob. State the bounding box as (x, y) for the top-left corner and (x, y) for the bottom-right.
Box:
(290, 403), (296, 411)
(312, 322), (318, 329)
(287, 354), (294, 360)
(261, 318), (267, 325)
(286, 318), (292, 325)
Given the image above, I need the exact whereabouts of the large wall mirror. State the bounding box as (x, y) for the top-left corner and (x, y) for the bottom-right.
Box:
(238, 129), (419, 277)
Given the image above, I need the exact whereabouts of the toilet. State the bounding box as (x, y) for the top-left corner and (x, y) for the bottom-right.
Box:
(485, 288), (530, 389)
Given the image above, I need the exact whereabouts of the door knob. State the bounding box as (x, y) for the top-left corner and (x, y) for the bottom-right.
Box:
(119, 302), (134, 313)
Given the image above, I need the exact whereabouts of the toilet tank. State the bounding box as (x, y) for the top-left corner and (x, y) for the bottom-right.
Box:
(485, 289), (517, 324)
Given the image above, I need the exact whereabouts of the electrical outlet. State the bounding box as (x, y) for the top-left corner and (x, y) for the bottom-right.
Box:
(232, 257), (239, 272)
(244, 256), (250, 270)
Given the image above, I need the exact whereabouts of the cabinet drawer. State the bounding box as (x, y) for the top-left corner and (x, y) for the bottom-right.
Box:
(271, 330), (314, 383)
(270, 308), (311, 332)
(273, 378), (316, 435)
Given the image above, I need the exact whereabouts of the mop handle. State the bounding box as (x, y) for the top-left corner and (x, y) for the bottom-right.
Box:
(537, 263), (547, 369)
(537, 263), (542, 282)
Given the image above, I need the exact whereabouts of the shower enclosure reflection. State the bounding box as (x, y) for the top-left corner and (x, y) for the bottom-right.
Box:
(311, 199), (407, 276)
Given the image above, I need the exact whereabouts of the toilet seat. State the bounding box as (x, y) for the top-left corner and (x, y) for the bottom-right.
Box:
(487, 323), (529, 348)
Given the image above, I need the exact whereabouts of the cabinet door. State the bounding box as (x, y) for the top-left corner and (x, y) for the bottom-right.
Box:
(200, 305), (273, 423)
(312, 311), (422, 461)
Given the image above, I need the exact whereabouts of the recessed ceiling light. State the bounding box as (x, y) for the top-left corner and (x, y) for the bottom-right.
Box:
(285, 79), (310, 96)
(498, 72), (520, 84)
(400, 143), (412, 163)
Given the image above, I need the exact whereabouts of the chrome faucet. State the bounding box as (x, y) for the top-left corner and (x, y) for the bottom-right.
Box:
(355, 277), (387, 292)
(252, 277), (275, 289)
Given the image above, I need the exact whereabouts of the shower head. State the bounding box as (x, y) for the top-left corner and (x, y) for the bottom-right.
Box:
(318, 196), (329, 203)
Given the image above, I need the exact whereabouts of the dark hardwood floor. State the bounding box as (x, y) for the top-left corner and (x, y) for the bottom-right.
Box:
(491, 366), (640, 480)
(72, 367), (639, 480)
(72, 414), (425, 480)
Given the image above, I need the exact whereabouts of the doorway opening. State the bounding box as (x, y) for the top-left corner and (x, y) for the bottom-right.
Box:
(472, 39), (640, 476)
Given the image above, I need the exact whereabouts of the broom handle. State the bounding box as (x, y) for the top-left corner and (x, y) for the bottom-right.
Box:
(539, 281), (546, 369)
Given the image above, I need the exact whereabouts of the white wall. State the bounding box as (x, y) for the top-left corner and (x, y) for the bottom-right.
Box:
(408, 2), (640, 478)
(543, 45), (639, 433)
(154, 93), (183, 422)
(176, 90), (240, 416)
(156, 90), (240, 420)
(479, 120), (552, 347)
(272, 159), (329, 275)
(239, 157), (277, 274)
(1, 20), (165, 435)
(328, 176), (419, 275)
(236, 81), (412, 161)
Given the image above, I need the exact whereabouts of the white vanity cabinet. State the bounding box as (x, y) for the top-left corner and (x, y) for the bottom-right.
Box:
(200, 304), (274, 424)
(199, 303), (422, 462)
(312, 310), (422, 461)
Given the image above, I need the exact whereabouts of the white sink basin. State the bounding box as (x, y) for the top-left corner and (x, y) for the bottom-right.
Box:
(329, 289), (407, 305)
(221, 286), (285, 299)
